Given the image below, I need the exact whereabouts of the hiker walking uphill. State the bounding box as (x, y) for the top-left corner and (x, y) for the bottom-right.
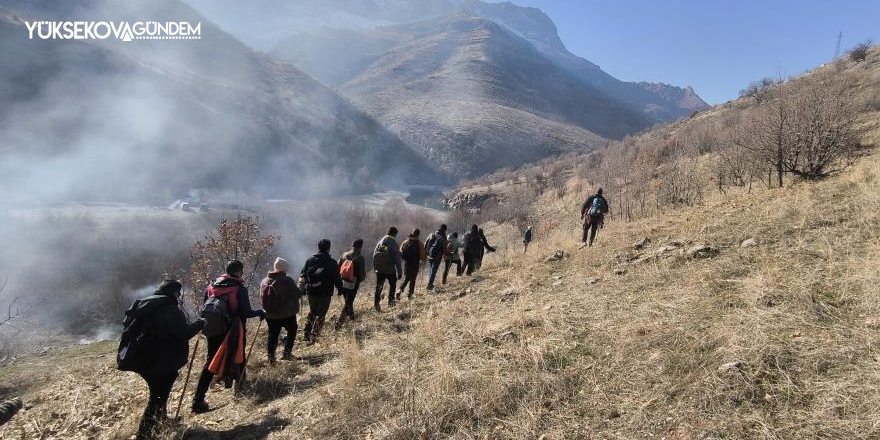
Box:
(260, 258), (301, 365)
(336, 239), (367, 328)
(424, 224), (448, 290)
(523, 226), (533, 253)
(442, 232), (464, 284)
(300, 239), (343, 345)
(476, 228), (496, 269)
(398, 229), (426, 299)
(462, 225), (482, 276)
(373, 227), (403, 311)
(117, 280), (204, 439)
(580, 188), (610, 248)
(192, 260), (265, 414)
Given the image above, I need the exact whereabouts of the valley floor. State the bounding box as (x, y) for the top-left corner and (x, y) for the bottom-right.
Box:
(3, 151), (880, 440)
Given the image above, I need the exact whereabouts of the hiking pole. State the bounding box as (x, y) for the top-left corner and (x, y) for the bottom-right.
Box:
(175, 337), (200, 420)
(237, 318), (263, 392)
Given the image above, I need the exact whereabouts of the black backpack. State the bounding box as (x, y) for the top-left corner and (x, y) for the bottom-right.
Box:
(117, 298), (167, 373)
(305, 257), (334, 291)
(201, 294), (233, 337)
(402, 240), (420, 262)
(426, 234), (445, 260)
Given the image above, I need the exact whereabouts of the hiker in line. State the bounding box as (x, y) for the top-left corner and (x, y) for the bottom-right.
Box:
(373, 227), (403, 311)
(121, 280), (203, 438)
(462, 225), (482, 276)
(424, 224), (448, 291)
(398, 229), (426, 299)
(523, 226), (533, 253)
(336, 238), (367, 328)
(193, 260), (265, 414)
(476, 228), (496, 270)
(300, 239), (342, 345)
(261, 257), (301, 365)
(580, 187), (610, 247)
(442, 232), (464, 284)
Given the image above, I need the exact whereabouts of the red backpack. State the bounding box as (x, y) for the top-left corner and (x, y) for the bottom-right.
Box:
(339, 259), (356, 283)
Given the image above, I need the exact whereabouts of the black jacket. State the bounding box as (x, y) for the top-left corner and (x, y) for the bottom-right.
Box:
(125, 294), (202, 375)
(301, 251), (343, 296)
(463, 230), (482, 256)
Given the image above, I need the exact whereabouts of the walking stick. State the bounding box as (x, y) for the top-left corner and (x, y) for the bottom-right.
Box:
(175, 337), (200, 420)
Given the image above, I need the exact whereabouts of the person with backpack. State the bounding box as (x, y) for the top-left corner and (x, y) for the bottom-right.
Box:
(300, 239), (343, 344)
(260, 257), (301, 365)
(336, 238), (367, 328)
(373, 227), (403, 311)
(462, 225), (482, 276)
(442, 232), (464, 284)
(398, 229), (427, 299)
(424, 224), (448, 291)
(580, 188), (610, 248)
(523, 226), (533, 253)
(192, 260), (265, 414)
(117, 280), (204, 439)
(476, 228), (496, 270)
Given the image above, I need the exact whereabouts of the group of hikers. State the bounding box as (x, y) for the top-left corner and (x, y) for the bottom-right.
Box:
(118, 223), (496, 439)
(114, 188), (610, 439)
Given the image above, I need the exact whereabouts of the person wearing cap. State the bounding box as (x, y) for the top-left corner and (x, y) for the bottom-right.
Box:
(125, 280), (204, 439)
(261, 257), (301, 365)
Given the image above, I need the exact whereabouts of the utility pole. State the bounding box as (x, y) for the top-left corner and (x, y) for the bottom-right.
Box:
(833, 31), (843, 60)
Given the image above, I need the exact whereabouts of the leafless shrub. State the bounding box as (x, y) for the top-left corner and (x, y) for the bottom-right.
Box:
(848, 41), (872, 62)
(739, 77), (780, 104)
(657, 159), (704, 208)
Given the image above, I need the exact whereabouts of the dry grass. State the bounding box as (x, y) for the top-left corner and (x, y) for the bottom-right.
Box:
(4, 144), (880, 439)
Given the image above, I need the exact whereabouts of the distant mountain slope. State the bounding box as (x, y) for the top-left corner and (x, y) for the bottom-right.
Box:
(339, 14), (649, 177)
(0, 0), (441, 204)
(459, 0), (709, 122)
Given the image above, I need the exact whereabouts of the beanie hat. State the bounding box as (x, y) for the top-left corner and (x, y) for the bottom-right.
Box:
(155, 279), (182, 297)
(273, 257), (290, 272)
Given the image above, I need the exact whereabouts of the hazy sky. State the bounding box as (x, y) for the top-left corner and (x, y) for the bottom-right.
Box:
(494, 0), (880, 104)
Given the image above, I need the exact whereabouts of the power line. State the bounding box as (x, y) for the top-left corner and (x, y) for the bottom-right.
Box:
(833, 31), (843, 60)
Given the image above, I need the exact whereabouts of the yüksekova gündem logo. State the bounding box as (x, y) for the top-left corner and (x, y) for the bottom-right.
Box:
(26, 21), (201, 42)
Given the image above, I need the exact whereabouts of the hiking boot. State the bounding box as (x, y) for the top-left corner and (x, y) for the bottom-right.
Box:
(374, 303), (382, 312)
(191, 400), (209, 414)
(268, 354), (276, 366)
(427, 284), (434, 291)
(281, 351), (293, 361)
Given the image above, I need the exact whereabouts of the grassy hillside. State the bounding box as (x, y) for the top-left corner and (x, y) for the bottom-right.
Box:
(3, 121), (880, 439)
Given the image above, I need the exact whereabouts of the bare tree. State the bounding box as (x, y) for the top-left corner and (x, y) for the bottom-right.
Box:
(188, 214), (278, 297)
(739, 77), (780, 104)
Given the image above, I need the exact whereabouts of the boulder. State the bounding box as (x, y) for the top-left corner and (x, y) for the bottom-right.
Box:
(741, 238), (758, 248)
(546, 250), (565, 262)
(687, 244), (718, 259)
(718, 361), (744, 373)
